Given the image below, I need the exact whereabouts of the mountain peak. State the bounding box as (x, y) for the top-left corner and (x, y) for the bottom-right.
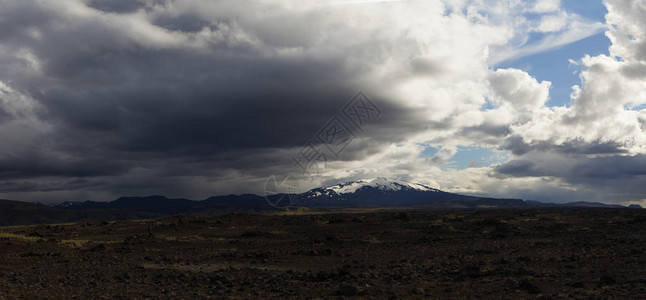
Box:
(321, 178), (439, 194)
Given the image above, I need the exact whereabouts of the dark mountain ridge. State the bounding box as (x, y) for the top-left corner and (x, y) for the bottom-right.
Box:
(1, 178), (641, 226)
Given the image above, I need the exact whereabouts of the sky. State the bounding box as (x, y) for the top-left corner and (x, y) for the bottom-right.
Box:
(0, 0), (645, 206)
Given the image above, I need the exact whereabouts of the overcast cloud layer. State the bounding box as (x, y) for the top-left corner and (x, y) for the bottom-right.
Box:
(0, 0), (645, 205)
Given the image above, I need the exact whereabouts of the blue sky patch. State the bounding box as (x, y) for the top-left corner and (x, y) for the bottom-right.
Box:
(419, 144), (509, 169)
(497, 0), (610, 107)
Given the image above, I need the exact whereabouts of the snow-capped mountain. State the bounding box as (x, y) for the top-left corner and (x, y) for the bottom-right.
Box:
(299, 177), (484, 207)
(324, 177), (439, 194)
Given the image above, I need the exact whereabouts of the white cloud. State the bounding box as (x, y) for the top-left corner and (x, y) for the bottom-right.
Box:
(528, 0), (561, 13)
(605, 0), (646, 62)
(308, 0), (646, 204)
(534, 13), (568, 33)
(0, 81), (51, 156)
(490, 18), (606, 64)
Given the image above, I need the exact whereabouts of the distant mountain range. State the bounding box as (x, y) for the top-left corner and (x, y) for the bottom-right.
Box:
(296, 178), (635, 209)
(0, 178), (641, 226)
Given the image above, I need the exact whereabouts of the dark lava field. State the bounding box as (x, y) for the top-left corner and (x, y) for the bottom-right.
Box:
(1, 208), (646, 299)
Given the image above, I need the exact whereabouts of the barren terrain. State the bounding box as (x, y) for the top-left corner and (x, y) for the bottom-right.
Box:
(1, 208), (645, 299)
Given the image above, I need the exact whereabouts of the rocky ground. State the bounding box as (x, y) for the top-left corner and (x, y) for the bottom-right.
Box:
(1, 208), (646, 299)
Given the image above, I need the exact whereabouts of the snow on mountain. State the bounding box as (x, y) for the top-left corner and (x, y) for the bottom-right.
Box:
(57, 201), (82, 208)
(297, 177), (448, 205)
(319, 177), (439, 195)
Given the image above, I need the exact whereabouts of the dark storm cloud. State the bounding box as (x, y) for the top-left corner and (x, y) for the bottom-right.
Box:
(87, 0), (152, 13)
(458, 124), (512, 145)
(43, 52), (359, 154)
(10, 4), (393, 157)
(0, 151), (128, 179)
(495, 135), (644, 201)
(570, 155), (646, 179)
(153, 14), (214, 32)
(0, 178), (101, 193)
(502, 135), (629, 156)
(0, 0), (431, 201)
(494, 153), (646, 201)
(493, 159), (537, 177)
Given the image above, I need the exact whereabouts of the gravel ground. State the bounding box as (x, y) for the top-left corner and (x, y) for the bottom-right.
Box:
(1, 208), (645, 299)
